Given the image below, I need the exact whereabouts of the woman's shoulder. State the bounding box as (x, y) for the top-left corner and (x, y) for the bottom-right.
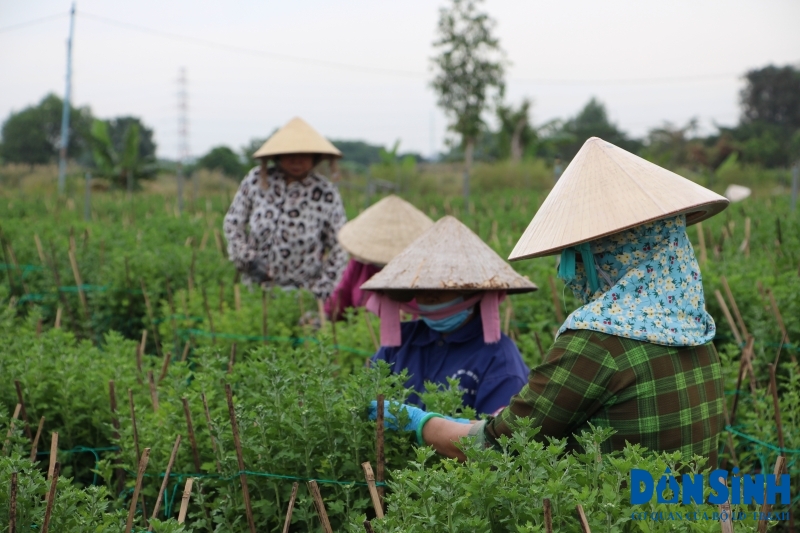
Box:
(237, 166), (262, 190)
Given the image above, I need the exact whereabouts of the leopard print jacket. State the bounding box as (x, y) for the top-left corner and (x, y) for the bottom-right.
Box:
(223, 166), (348, 300)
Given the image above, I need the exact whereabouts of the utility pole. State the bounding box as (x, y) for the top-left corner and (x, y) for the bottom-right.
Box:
(57, 3), (76, 195)
(177, 67), (189, 214)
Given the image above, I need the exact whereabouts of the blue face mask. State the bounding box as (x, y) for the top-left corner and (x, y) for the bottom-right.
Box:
(418, 297), (472, 333)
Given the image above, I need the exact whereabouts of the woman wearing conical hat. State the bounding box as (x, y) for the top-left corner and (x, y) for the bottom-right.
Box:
(370, 137), (729, 463)
(324, 195), (434, 321)
(223, 117), (348, 299)
(361, 216), (538, 416)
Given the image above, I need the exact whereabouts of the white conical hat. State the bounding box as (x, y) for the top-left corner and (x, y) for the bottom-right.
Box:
(253, 117), (342, 158)
(724, 184), (752, 203)
(509, 137), (729, 261)
(361, 216), (537, 294)
(337, 195), (434, 266)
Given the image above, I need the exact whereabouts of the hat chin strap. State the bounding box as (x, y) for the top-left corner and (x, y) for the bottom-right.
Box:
(557, 243), (600, 294)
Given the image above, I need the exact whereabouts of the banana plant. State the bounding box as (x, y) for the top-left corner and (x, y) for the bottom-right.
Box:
(90, 119), (157, 192)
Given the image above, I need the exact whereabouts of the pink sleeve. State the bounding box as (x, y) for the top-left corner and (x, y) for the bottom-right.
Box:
(324, 259), (360, 320)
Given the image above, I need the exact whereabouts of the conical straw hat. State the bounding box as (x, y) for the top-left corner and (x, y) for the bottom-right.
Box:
(253, 117), (342, 158)
(509, 137), (729, 261)
(724, 184), (752, 203)
(361, 216), (537, 294)
(337, 195), (434, 266)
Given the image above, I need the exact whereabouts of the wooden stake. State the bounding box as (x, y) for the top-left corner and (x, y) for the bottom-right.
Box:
(714, 290), (743, 345)
(281, 482), (299, 533)
(180, 340), (191, 362)
(182, 398), (202, 473)
(201, 392), (222, 474)
(214, 229), (225, 257)
(109, 381), (125, 494)
(363, 521), (376, 533)
(177, 477), (194, 524)
(261, 284), (268, 345)
(128, 389), (141, 463)
(547, 276), (564, 324)
(757, 456), (787, 533)
(696, 222), (708, 265)
(2, 403), (21, 455)
(40, 461), (60, 533)
(364, 311), (379, 352)
(148, 435), (182, 529)
(769, 363), (786, 454)
(543, 498), (553, 533)
(140, 279), (163, 358)
(307, 480), (334, 533)
(227, 343), (237, 374)
(45, 431), (58, 497)
(730, 336), (755, 426)
(376, 393), (385, 505)
(68, 249), (88, 317)
(201, 285), (215, 345)
(361, 462), (384, 519)
(720, 276), (748, 338)
(148, 371), (159, 412)
(317, 299), (327, 328)
(13, 380), (32, 440)
(125, 448), (150, 533)
(225, 384), (256, 533)
(738, 217), (751, 257)
(29, 416), (45, 462)
(54, 307), (62, 329)
(766, 289), (795, 363)
(136, 329), (147, 381)
(234, 284), (241, 311)
(158, 350), (172, 383)
(9, 471), (17, 533)
(576, 504), (591, 533)
(199, 230), (209, 250)
(718, 477), (734, 533)
(34, 234), (46, 265)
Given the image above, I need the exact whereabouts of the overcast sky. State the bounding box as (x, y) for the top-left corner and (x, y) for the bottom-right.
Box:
(1, 0), (798, 160)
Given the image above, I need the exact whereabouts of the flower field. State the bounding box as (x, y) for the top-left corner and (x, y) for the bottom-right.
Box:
(0, 186), (797, 532)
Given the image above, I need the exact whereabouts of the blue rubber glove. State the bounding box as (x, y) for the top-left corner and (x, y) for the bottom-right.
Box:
(368, 401), (471, 444)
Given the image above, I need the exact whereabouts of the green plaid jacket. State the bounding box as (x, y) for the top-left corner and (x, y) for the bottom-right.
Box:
(484, 329), (723, 464)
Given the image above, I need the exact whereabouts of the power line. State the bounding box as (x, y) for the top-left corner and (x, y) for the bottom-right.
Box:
(0, 12), (68, 33)
(511, 73), (741, 86)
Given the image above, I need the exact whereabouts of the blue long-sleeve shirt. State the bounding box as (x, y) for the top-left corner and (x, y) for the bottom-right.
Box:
(372, 314), (529, 415)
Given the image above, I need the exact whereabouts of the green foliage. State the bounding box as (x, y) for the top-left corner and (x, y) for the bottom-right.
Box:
(0, 93), (93, 166)
(89, 118), (158, 189)
(197, 146), (245, 179)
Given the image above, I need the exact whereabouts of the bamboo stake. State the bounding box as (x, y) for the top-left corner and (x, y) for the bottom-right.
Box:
(718, 476), (734, 533)
(199, 230), (209, 250)
(201, 285), (215, 345)
(45, 432), (58, 498)
(361, 462), (384, 519)
(766, 289), (795, 364)
(54, 307), (62, 329)
(29, 416), (45, 462)
(201, 392), (222, 474)
(177, 477), (194, 524)
(125, 448), (150, 533)
(13, 381), (32, 440)
(148, 371), (159, 412)
(234, 284), (241, 311)
(738, 217), (751, 257)
(182, 398), (202, 473)
(158, 350), (172, 383)
(281, 482), (299, 533)
(48, 241), (75, 328)
(364, 311), (379, 352)
(543, 498), (553, 533)
(376, 393), (385, 505)
(227, 343), (237, 374)
(2, 403), (21, 455)
(756, 456), (787, 533)
(317, 299), (327, 328)
(128, 389), (141, 463)
(720, 276), (748, 338)
(9, 471), (17, 533)
(730, 336), (755, 426)
(696, 222), (708, 265)
(364, 521), (376, 533)
(214, 229), (224, 257)
(576, 504), (592, 533)
(109, 381), (125, 494)
(769, 363), (786, 455)
(140, 279), (163, 358)
(184, 236), (193, 248)
(34, 234), (46, 265)
(148, 435), (182, 529)
(261, 284), (268, 345)
(180, 340), (191, 362)
(547, 275), (565, 324)
(714, 290), (743, 345)
(308, 480), (334, 533)
(67, 249), (88, 317)
(40, 462), (59, 533)
(225, 384), (256, 533)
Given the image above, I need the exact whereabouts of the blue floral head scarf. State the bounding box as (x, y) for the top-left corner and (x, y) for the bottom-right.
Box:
(556, 215), (716, 346)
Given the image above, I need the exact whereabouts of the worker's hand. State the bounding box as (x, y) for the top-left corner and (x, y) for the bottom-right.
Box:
(246, 260), (269, 282)
(368, 400), (470, 432)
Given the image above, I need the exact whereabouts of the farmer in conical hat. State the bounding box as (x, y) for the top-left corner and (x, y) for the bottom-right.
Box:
(361, 216), (538, 416)
(223, 117), (348, 300)
(324, 195), (434, 321)
(370, 137), (729, 463)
